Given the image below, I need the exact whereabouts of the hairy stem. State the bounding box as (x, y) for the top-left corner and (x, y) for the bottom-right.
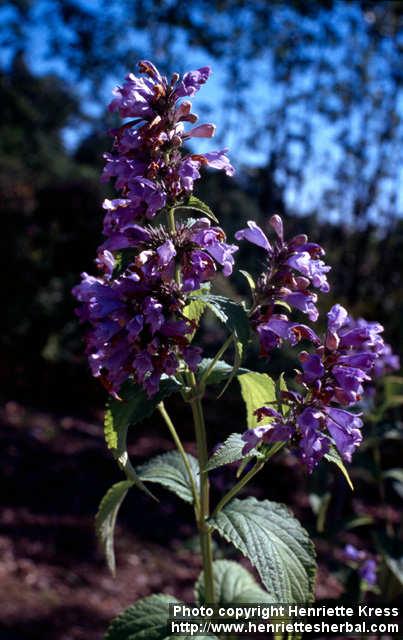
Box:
(157, 401), (200, 516)
(212, 460), (265, 517)
(187, 371), (215, 603)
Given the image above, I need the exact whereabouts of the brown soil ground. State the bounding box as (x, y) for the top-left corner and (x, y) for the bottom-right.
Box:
(0, 400), (370, 640)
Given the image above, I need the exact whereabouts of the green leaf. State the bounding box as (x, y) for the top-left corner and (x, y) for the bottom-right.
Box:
(209, 497), (317, 603)
(196, 559), (273, 604)
(105, 377), (182, 450)
(104, 594), (217, 640)
(175, 195), (219, 224)
(183, 297), (207, 325)
(95, 480), (134, 576)
(324, 446), (354, 491)
(197, 358), (250, 386)
(205, 432), (263, 472)
(198, 294), (250, 352)
(196, 294), (250, 395)
(137, 451), (199, 504)
(183, 287), (209, 325)
(239, 269), (256, 295)
(104, 377), (182, 496)
(238, 371), (276, 428)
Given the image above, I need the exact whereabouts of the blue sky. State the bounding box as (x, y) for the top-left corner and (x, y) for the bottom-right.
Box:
(1, 0), (402, 224)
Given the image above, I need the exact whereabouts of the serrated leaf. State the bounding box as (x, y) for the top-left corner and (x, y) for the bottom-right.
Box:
(324, 446), (354, 491)
(196, 358), (250, 386)
(238, 372), (276, 428)
(199, 294), (250, 351)
(195, 294), (250, 395)
(206, 433), (263, 471)
(96, 480), (134, 576)
(175, 195), (219, 224)
(104, 377), (182, 496)
(196, 560), (273, 604)
(137, 451), (199, 504)
(105, 377), (183, 449)
(183, 297), (207, 325)
(209, 497), (316, 603)
(104, 594), (217, 640)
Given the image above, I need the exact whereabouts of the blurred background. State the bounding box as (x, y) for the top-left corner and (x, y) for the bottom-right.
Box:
(0, 1), (402, 638)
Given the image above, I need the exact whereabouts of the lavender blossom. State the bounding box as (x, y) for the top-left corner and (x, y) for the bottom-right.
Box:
(243, 304), (388, 471)
(73, 62), (239, 397)
(235, 215), (331, 355)
(73, 265), (201, 398)
(102, 60), (234, 232)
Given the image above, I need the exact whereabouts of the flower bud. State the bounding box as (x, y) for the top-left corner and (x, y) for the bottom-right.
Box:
(269, 214), (284, 240)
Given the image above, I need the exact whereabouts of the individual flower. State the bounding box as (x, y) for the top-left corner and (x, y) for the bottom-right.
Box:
(243, 304), (388, 471)
(235, 215), (331, 355)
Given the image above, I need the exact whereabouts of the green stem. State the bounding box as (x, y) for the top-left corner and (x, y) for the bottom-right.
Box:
(157, 401), (200, 516)
(167, 207), (176, 233)
(212, 460), (265, 518)
(187, 371), (215, 603)
(199, 333), (234, 387)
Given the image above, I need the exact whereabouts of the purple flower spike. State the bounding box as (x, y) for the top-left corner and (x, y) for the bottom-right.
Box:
(236, 215), (331, 356)
(101, 61), (234, 229)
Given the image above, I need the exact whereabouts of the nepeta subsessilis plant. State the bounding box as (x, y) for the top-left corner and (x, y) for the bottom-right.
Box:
(73, 61), (399, 636)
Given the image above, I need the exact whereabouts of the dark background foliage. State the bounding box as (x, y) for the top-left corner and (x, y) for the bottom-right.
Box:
(0, 1), (402, 638)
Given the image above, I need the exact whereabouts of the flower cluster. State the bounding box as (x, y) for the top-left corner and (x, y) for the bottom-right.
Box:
(73, 259), (199, 398)
(344, 544), (377, 585)
(235, 215), (330, 355)
(102, 60), (234, 241)
(343, 318), (400, 379)
(73, 62), (237, 397)
(243, 304), (388, 471)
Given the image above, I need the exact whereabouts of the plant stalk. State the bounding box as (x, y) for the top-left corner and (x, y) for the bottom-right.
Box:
(187, 372), (215, 603)
(157, 401), (200, 516)
(212, 460), (265, 518)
